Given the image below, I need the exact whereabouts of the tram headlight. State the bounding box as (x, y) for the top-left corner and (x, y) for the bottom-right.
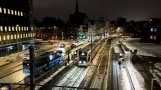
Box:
(83, 61), (86, 64)
(79, 61), (82, 64)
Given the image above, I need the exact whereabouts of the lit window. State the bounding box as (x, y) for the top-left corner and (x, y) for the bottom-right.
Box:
(150, 28), (153, 32)
(0, 36), (1, 41)
(14, 34), (16, 39)
(0, 26), (3, 31)
(27, 27), (28, 31)
(3, 8), (6, 14)
(19, 27), (21, 31)
(8, 9), (10, 14)
(21, 12), (23, 16)
(31, 27), (33, 31)
(28, 33), (30, 37)
(11, 35), (13, 39)
(150, 36), (153, 39)
(8, 26), (11, 31)
(18, 34), (19, 38)
(12, 26), (14, 31)
(22, 27), (23, 31)
(154, 28), (157, 32)
(18, 11), (20, 16)
(21, 34), (22, 38)
(154, 36), (156, 39)
(4, 26), (7, 31)
(23, 34), (25, 38)
(26, 33), (27, 37)
(16, 26), (18, 31)
(7, 35), (9, 40)
(15, 10), (17, 15)
(3, 35), (6, 40)
(24, 27), (26, 31)
(0, 7), (2, 13)
(11, 10), (14, 15)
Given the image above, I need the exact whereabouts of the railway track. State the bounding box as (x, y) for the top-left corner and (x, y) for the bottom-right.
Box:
(79, 44), (105, 89)
(90, 46), (109, 90)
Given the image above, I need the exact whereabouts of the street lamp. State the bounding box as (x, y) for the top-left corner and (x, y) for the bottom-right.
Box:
(16, 24), (19, 53)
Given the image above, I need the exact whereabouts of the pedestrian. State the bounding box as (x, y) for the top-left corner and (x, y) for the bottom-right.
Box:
(118, 60), (121, 69)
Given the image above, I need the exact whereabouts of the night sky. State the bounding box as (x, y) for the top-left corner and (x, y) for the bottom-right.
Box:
(33, 0), (161, 21)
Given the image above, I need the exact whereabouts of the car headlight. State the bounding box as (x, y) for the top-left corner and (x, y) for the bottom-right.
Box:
(79, 61), (82, 64)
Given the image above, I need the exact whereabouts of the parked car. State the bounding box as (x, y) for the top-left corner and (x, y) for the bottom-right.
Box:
(59, 43), (65, 48)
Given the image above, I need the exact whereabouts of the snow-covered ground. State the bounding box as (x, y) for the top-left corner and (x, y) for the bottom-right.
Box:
(122, 38), (161, 88)
(113, 40), (146, 90)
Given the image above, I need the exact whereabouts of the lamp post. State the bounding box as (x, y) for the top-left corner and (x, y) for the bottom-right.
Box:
(90, 33), (92, 62)
(16, 24), (19, 53)
(62, 31), (63, 42)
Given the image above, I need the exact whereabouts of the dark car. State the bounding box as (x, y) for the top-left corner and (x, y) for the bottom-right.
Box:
(71, 44), (76, 48)
(59, 44), (65, 48)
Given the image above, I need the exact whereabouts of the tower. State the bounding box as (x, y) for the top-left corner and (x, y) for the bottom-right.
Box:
(75, 0), (79, 14)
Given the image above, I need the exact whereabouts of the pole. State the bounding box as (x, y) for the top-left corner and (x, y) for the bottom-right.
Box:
(16, 27), (19, 53)
(90, 33), (92, 62)
(62, 31), (63, 42)
(29, 45), (35, 90)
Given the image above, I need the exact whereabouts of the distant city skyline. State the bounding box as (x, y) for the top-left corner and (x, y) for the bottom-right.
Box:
(33, 0), (161, 21)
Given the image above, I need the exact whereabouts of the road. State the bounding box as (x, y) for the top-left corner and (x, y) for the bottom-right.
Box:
(0, 41), (72, 84)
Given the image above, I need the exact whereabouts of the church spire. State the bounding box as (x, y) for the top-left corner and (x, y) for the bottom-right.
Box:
(75, 0), (79, 14)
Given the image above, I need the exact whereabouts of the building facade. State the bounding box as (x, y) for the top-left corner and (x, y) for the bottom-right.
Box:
(0, 0), (35, 56)
(140, 18), (161, 44)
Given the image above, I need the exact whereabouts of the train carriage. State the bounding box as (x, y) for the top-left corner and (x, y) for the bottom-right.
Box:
(23, 51), (63, 76)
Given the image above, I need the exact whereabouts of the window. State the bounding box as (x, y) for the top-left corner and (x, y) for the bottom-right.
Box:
(18, 34), (19, 39)
(22, 27), (23, 31)
(21, 12), (23, 16)
(31, 27), (33, 31)
(154, 36), (156, 39)
(28, 33), (30, 37)
(16, 26), (18, 31)
(7, 35), (9, 40)
(150, 28), (153, 32)
(27, 27), (28, 31)
(12, 26), (14, 31)
(23, 34), (25, 38)
(15, 10), (17, 15)
(154, 28), (157, 32)
(18, 11), (20, 16)
(21, 34), (22, 38)
(4, 26), (7, 31)
(0, 36), (1, 41)
(11, 35), (13, 39)
(3, 35), (6, 40)
(0, 7), (2, 13)
(150, 36), (153, 39)
(19, 27), (21, 31)
(14, 34), (17, 39)
(11, 10), (14, 15)
(0, 26), (3, 31)
(26, 33), (27, 37)
(8, 26), (11, 31)
(3, 8), (6, 14)
(8, 9), (10, 14)
(24, 27), (26, 31)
